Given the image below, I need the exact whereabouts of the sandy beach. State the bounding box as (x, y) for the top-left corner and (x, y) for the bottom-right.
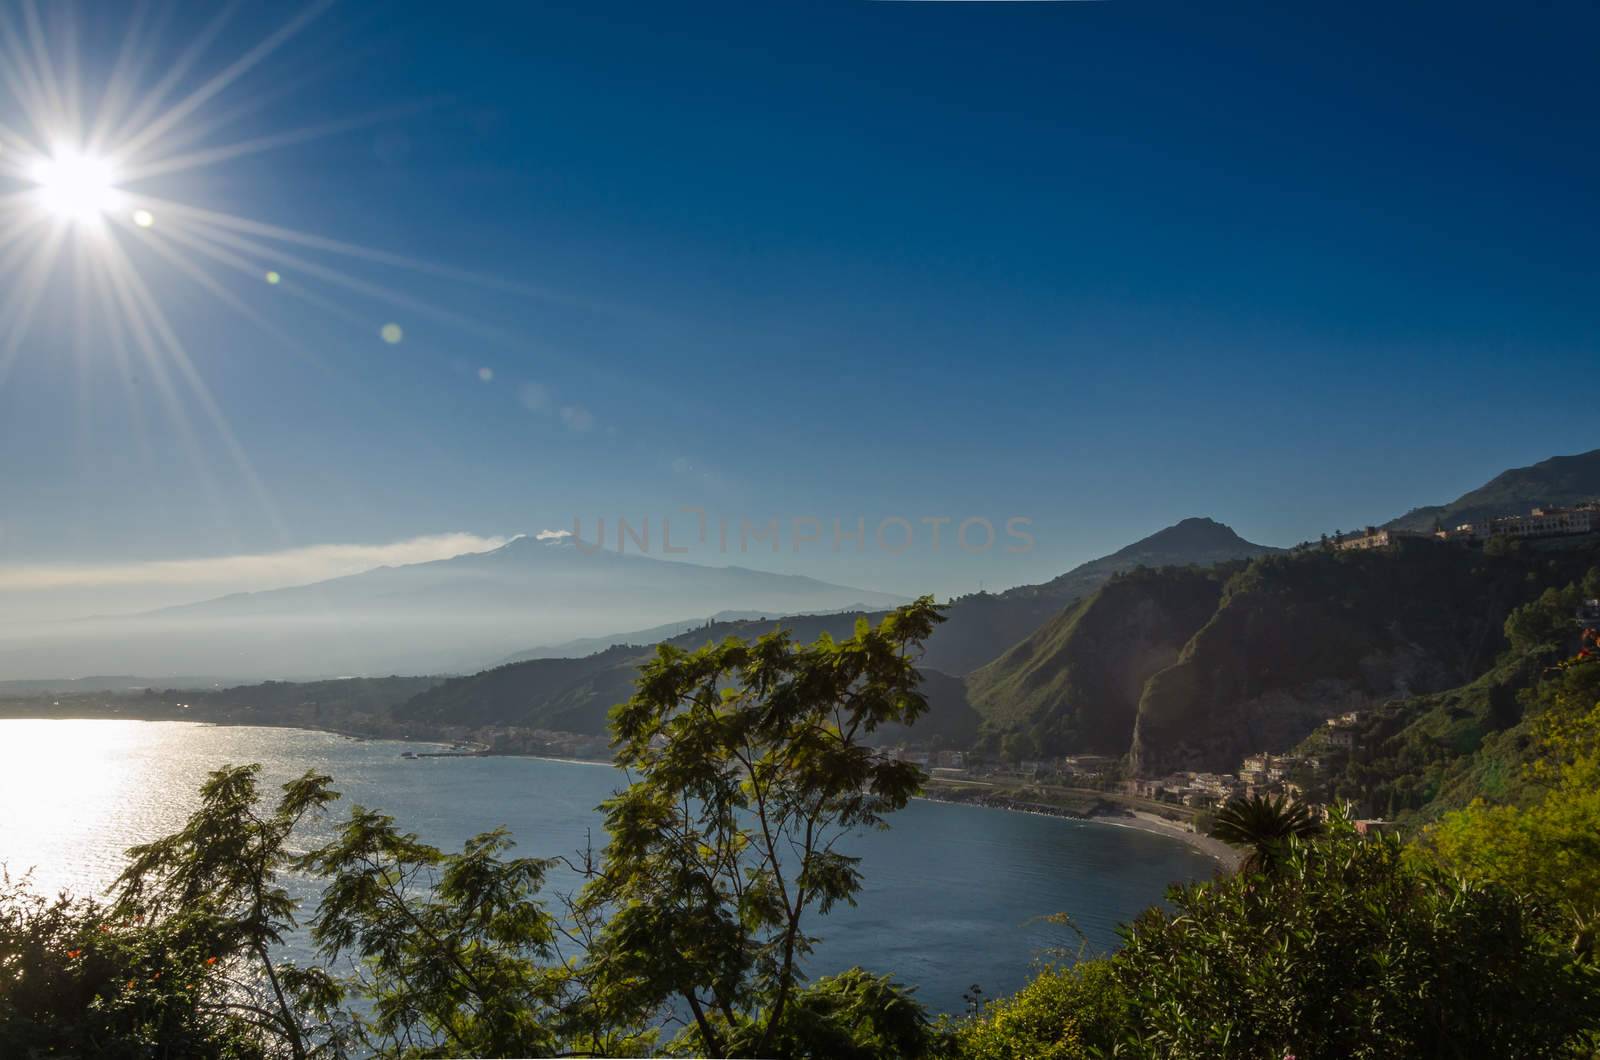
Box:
(1089, 809), (1242, 870)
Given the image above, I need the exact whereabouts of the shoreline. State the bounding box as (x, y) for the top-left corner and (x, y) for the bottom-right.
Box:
(915, 789), (1241, 869)
(0, 713), (1238, 866)
(1087, 809), (1242, 869)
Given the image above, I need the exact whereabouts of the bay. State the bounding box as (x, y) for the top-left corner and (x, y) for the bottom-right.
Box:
(0, 719), (1216, 1014)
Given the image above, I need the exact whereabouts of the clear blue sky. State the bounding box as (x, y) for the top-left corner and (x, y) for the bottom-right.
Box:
(2, 0), (1597, 604)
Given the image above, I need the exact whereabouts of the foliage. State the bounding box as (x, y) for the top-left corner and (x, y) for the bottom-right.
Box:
(1506, 582), (1586, 655)
(577, 597), (943, 1057)
(966, 566), (1226, 756)
(1301, 564), (1600, 821)
(111, 763), (346, 1058)
(0, 870), (268, 1059)
(945, 813), (1600, 1060)
(999, 728), (1041, 764)
(1109, 811), (1600, 1059)
(1425, 655), (1600, 921)
(300, 810), (621, 1058)
(945, 959), (1126, 1060)
(1209, 792), (1321, 872)
(698, 968), (937, 1060)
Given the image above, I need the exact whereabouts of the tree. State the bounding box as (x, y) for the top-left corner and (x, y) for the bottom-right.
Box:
(736, 968), (937, 1059)
(1505, 584), (1582, 656)
(111, 764), (343, 1059)
(300, 810), (619, 1057)
(0, 869), (270, 1058)
(576, 598), (943, 1058)
(1210, 792), (1322, 872)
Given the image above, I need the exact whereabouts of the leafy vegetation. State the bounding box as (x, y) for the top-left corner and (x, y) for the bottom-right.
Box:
(8, 596), (1600, 1057)
(1423, 654), (1600, 920)
(578, 599), (942, 1057)
(1303, 562), (1600, 820)
(948, 812), (1600, 1059)
(1208, 792), (1321, 872)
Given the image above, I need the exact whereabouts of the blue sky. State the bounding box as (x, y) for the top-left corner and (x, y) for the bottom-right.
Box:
(2, 0), (1597, 608)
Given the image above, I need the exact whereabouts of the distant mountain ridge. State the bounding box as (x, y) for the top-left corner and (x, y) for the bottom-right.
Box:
(0, 536), (906, 681)
(396, 611), (984, 746)
(492, 606), (890, 667)
(1386, 447), (1600, 532)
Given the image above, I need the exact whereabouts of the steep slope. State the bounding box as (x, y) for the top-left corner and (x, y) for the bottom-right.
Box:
(965, 567), (1229, 755)
(1129, 538), (1600, 775)
(1387, 447), (1600, 531)
(920, 518), (1278, 675)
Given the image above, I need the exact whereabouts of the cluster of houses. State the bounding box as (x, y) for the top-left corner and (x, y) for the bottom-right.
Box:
(890, 748), (969, 771)
(1332, 501), (1599, 552)
(1120, 711), (1365, 809)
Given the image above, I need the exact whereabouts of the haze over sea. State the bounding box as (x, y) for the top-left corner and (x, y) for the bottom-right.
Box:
(0, 719), (1214, 1014)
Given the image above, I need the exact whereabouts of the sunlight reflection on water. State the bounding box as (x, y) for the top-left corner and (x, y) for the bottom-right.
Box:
(0, 719), (1215, 1013)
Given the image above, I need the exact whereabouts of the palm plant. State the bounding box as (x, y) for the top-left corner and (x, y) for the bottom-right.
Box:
(1211, 793), (1322, 872)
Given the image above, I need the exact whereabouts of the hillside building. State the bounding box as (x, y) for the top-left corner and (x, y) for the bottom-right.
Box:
(1333, 528), (1432, 551)
(1442, 503), (1599, 542)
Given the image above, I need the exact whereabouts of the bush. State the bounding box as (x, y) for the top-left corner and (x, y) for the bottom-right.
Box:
(1111, 814), (1599, 1058)
(947, 959), (1125, 1060)
(947, 814), (1600, 1060)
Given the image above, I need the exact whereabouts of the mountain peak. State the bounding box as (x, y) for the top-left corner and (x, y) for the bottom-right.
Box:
(1386, 447), (1600, 532)
(1001, 517), (1277, 606)
(1121, 516), (1251, 554)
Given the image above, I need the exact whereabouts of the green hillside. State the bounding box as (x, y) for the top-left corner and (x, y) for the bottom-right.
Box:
(920, 517), (1275, 677)
(1296, 570), (1600, 821)
(1130, 538), (1597, 775)
(965, 566), (1229, 754)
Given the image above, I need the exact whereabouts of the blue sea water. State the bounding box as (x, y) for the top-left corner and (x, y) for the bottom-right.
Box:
(0, 719), (1215, 1014)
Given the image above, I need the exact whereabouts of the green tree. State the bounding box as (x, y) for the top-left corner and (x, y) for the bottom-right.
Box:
(735, 968), (937, 1059)
(1505, 584), (1582, 656)
(577, 598), (943, 1058)
(1210, 792), (1322, 872)
(0, 870), (270, 1058)
(111, 764), (344, 1059)
(300, 810), (622, 1057)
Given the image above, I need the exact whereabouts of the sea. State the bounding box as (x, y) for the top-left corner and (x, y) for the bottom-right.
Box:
(0, 719), (1216, 1014)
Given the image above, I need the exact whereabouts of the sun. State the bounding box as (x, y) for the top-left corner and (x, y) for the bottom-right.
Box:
(29, 148), (123, 222)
